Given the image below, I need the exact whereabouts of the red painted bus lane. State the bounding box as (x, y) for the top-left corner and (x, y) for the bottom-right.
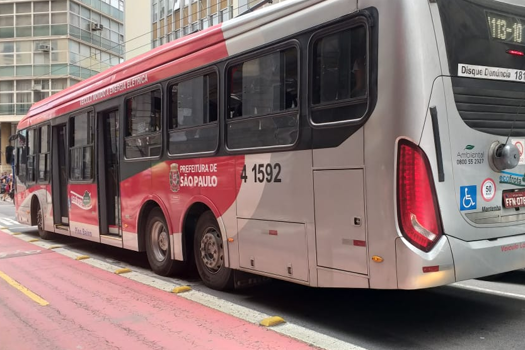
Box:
(0, 233), (315, 350)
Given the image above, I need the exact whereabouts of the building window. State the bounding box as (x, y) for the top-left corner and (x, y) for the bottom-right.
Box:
(70, 111), (94, 181)
(226, 47), (299, 149)
(125, 90), (162, 159)
(169, 72), (218, 155)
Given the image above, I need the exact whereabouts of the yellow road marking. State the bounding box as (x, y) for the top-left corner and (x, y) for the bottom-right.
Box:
(28, 239), (39, 243)
(0, 270), (49, 306)
(75, 255), (90, 260)
(114, 268), (132, 275)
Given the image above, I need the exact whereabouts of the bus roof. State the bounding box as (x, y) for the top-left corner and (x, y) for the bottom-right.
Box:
(21, 25), (224, 121)
(18, 0), (322, 130)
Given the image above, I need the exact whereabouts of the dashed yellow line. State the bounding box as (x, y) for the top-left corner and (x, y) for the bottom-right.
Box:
(114, 268), (132, 275)
(0, 270), (49, 306)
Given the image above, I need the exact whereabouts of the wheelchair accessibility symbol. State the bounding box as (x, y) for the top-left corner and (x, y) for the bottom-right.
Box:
(460, 185), (477, 211)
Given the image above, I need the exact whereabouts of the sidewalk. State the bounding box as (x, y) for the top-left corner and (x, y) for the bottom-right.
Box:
(0, 232), (317, 350)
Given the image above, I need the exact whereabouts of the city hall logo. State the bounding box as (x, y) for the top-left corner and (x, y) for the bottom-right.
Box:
(169, 163), (180, 192)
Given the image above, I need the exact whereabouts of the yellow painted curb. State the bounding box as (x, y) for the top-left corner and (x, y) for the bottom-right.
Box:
(48, 245), (62, 250)
(28, 239), (39, 243)
(260, 316), (286, 327)
(114, 268), (132, 275)
(75, 255), (90, 260)
(11, 232), (21, 235)
(172, 286), (192, 294)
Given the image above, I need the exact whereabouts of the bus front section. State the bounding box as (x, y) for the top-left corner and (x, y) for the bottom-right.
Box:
(396, 0), (525, 289)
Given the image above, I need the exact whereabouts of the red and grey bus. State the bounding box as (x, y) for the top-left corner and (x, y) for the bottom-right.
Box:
(13, 0), (525, 290)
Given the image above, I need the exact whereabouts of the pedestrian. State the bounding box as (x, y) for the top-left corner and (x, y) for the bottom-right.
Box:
(2, 180), (10, 201)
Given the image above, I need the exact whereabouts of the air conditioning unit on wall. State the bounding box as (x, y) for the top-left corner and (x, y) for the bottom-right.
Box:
(91, 23), (104, 31)
(37, 44), (50, 52)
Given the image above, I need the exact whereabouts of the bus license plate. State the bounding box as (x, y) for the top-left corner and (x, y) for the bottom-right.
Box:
(503, 191), (525, 209)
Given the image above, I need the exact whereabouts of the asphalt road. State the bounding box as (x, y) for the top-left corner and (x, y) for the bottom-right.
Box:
(1, 201), (524, 350)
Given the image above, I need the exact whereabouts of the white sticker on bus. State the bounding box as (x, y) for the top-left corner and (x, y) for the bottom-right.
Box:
(511, 139), (525, 165)
(458, 64), (525, 83)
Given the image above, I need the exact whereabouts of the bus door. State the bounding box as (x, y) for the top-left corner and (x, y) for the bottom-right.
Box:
(51, 124), (69, 226)
(97, 108), (122, 238)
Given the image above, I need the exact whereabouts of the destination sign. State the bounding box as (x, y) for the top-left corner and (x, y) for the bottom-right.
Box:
(487, 11), (524, 46)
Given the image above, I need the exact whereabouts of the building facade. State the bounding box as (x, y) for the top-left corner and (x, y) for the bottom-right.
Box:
(151, 0), (282, 48)
(0, 0), (125, 172)
(124, 0), (282, 63)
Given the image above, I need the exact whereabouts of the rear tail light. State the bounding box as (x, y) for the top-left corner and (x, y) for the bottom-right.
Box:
(397, 140), (443, 252)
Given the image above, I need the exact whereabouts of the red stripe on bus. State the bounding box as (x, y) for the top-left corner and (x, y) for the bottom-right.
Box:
(353, 240), (366, 247)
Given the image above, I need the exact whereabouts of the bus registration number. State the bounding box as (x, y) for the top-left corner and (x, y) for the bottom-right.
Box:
(503, 190), (525, 208)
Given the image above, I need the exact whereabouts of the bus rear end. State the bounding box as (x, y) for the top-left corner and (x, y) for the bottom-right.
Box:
(397, 0), (525, 288)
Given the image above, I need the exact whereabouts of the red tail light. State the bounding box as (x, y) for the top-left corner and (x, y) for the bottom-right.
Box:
(397, 140), (443, 252)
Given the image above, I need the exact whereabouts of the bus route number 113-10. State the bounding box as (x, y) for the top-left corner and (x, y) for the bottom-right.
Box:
(240, 163), (282, 183)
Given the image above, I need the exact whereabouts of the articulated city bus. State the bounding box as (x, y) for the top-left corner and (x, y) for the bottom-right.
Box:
(13, 0), (525, 290)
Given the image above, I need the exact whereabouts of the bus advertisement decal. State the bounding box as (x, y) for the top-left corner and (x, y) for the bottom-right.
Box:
(169, 162), (219, 191)
(70, 191), (93, 210)
(456, 145), (484, 166)
(458, 63), (525, 83)
(499, 171), (525, 187)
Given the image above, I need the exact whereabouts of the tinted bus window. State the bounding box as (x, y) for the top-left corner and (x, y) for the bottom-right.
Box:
(125, 89), (162, 159)
(311, 25), (368, 124)
(38, 125), (50, 182)
(227, 47), (299, 149)
(16, 129), (27, 183)
(27, 129), (36, 182)
(70, 111), (94, 181)
(168, 73), (218, 155)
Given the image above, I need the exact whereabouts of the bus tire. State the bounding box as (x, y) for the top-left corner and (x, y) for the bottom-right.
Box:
(36, 202), (55, 240)
(145, 208), (184, 276)
(194, 211), (234, 290)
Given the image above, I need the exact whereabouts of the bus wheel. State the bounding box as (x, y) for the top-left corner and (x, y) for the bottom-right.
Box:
(36, 203), (55, 240)
(145, 208), (184, 276)
(194, 211), (233, 290)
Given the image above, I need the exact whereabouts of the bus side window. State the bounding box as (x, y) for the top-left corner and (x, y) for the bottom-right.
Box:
(16, 130), (27, 184)
(37, 125), (50, 183)
(168, 72), (218, 155)
(226, 47), (299, 150)
(26, 129), (36, 183)
(69, 111), (94, 181)
(125, 89), (162, 159)
(311, 24), (369, 124)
